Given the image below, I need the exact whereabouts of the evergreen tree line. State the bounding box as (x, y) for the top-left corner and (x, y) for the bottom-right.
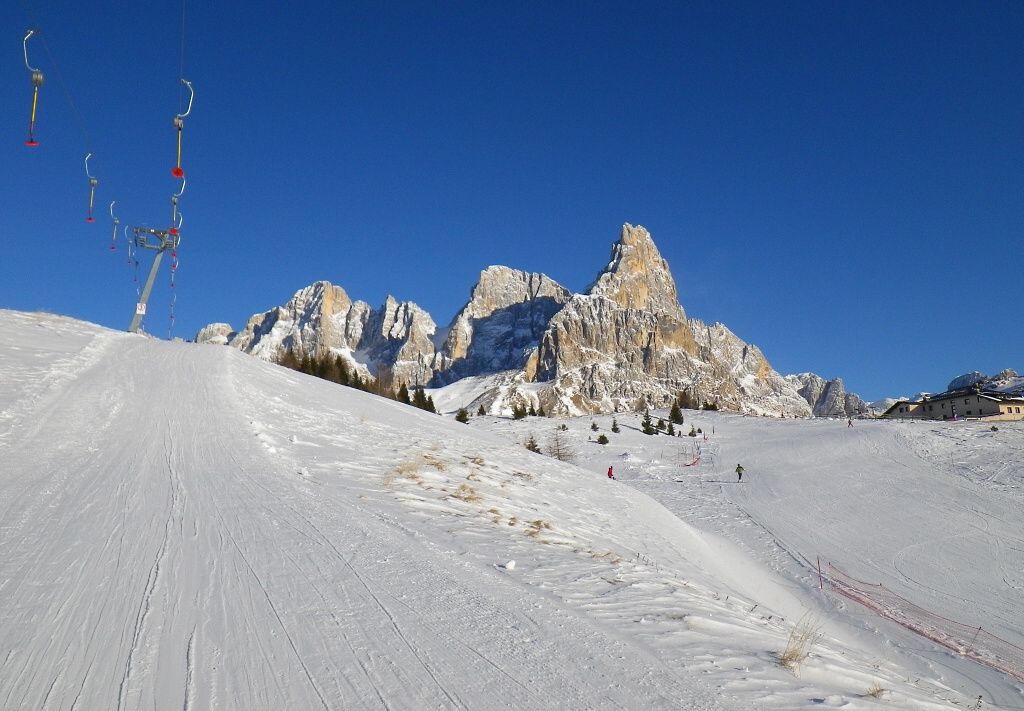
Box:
(275, 350), (436, 414)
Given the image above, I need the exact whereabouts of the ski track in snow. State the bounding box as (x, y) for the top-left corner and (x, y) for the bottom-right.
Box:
(1, 310), (1022, 710)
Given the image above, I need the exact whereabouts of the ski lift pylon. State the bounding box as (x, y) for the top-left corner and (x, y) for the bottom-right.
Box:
(23, 30), (44, 146)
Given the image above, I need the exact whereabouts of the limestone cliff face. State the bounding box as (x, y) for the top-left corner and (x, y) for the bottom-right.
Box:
(433, 266), (571, 383)
(228, 282), (370, 360)
(216, 281), (435, 385)
(689, 320), (812, 416)
(195, 223), (865, 418)
(360, 296), (438, 387)
(587, 224), (688, 316)
(529, 224), (807, 416)
(194, 323), (236, 346)
(785, 373), (868, 417)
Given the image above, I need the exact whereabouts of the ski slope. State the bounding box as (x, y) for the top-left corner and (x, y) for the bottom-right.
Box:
(1, 310), (1021, 710)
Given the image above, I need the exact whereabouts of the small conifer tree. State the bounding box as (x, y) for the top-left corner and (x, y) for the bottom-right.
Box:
(590, 421), (599, 431)
(477, 404), (486, 416)
(455, 408), (469, 423)
(512, 404), (528, 420)
(666, 422), (675, 436)
(397, 383), (411, 405)
(412, 386), (436, 413)
(524, 434), (541, 453)
(642, 409), (657, 435)
(669, 402), (684, 425)
(611, 417), (620, 433)
(596, 433), (609, 445)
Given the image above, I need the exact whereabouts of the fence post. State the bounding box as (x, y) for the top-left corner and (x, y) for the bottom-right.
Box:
(966, 626), (982, 656)
(817, 557), (823, 590)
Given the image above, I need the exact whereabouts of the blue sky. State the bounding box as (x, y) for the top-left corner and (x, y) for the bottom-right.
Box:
(2, 1), (1022, 402)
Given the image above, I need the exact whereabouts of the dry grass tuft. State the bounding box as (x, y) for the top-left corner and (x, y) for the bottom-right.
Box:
(524, 519), (553, 538)
(450, 483), (481, 502)
(421, 453), (447, 471)
(507, 516), (518, 526)
(587, 550), (623, 564)
(466, 471), (482, 482)
(864, 683), (886, 698)
(778, 613), (822, 674)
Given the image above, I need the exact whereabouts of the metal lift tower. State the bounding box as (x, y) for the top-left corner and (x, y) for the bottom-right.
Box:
(127, 227), (179, 334)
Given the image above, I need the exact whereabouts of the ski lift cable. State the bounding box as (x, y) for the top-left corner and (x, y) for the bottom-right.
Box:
(178, 0), (188, 110)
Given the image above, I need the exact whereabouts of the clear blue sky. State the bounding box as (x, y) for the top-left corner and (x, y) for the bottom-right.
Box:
(2, 1), (1022, 402)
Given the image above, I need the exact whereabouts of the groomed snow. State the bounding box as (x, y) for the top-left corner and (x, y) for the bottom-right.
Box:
(1, 310), (1021, 710)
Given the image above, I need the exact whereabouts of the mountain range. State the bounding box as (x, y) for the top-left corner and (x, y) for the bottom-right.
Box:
(196, 224), (869, 418)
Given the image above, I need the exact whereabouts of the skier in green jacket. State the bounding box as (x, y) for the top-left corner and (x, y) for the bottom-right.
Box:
(735, 464), (744, 482)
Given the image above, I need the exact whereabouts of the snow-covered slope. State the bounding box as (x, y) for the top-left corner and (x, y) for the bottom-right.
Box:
(2, 310), (1021, 710)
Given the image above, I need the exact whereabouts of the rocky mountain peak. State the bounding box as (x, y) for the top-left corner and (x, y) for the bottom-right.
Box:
(435, 266), (571, 383)
(586, 224), (683, 318)
(195, 223), (865, 418)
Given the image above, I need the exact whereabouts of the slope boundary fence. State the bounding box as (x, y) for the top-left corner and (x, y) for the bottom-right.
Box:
(827, 563), (1024, 682)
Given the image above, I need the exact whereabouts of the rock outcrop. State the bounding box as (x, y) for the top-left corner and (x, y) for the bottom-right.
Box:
(786, 373), (869, 418)
(434, 266), (571, 383)
(196, 223), (866, 418)
(210, 281), (437, 386)
(527, 224), (810, 416)
(194, 323), (236, 346)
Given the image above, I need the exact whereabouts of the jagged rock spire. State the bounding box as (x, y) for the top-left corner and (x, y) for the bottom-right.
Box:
(586, 224), (684, 318)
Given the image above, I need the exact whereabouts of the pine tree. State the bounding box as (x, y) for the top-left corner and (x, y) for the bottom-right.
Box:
(455, 408), (469, 423)
(512, 404), (528, 420)
(477, 404), (486, 416)
(611, 418), (620, 433)
(524, 434), (541, 453)
(412, 386), (428, 410)
(590, 421), (599, 431)
(666, 422), (675, 436)
(641, 409), (657, 435)
(397, 383), (410, 405)
(669, 401), (684, 425)
(335, 355), (350, 386)
(596, 434), (609, 445)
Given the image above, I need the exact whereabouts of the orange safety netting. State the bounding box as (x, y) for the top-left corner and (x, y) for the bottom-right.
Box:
(827, 563), (1024, 682)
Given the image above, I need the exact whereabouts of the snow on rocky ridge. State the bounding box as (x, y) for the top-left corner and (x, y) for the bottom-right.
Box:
(196, 224), (867, 419)
(3, 308), (1023, 710)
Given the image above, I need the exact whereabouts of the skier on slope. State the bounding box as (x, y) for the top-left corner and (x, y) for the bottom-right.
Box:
(607, 465), (615, 480)
(735, 464), (744, 482)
